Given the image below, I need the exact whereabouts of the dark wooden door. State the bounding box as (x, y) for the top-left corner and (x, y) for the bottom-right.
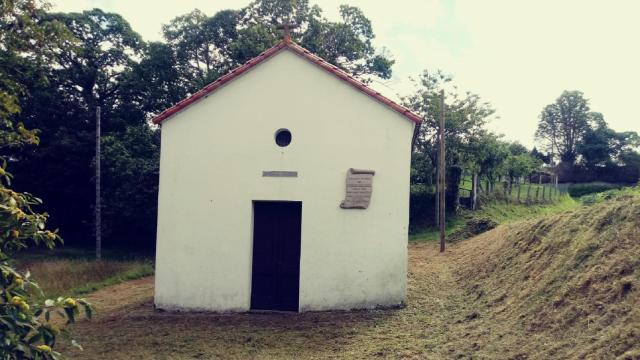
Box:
(251, 201), (302, 311)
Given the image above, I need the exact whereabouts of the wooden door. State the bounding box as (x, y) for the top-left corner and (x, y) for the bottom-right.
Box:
(251, 201), (302, 311)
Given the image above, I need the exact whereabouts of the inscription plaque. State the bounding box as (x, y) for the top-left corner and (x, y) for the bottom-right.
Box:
(340, 168), (375, 209)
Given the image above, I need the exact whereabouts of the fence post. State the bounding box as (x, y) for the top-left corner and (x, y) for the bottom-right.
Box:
(504, 181), (509, 203)
(526, 178), (532, 204)
(471, 173), (478, 210)
(517, 179), (522, 204)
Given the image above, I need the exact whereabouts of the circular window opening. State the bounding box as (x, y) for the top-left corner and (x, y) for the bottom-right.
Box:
(275, 129), (292, 147)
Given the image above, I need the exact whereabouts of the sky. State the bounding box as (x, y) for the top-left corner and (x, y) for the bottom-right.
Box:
(50, 0), (640, 147)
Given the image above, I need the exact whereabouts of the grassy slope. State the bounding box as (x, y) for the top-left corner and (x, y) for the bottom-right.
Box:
(410, 195), (578, 242)
(453, 188), (640, 359)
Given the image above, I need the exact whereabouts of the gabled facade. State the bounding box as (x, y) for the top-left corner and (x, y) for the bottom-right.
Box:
(153, 39), (421, 312)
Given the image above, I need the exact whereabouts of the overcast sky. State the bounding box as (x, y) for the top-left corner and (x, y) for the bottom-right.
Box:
(51, 0), (640, 147)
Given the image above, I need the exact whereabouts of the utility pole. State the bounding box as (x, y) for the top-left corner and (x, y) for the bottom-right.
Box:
(438, 90), (446, 253)
(95, 106), (102, 261)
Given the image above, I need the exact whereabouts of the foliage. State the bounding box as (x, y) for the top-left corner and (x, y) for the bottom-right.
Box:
(503, 153), (542, 183)
(578, 115), (640, 169)
(0, 1), (92, 358)
(536, 91), (640, 172)
(447, 216), (497, 242)
(161, 0), (393, 93)
(100, 125), (159, 249)
(0, 188), (93, 357)
(535, 90), (591, 163)
(6, 0), (395, 251)
(568, 182), (626, 198)
(405, 70), (497, 211)
(534, 91), (640, 183)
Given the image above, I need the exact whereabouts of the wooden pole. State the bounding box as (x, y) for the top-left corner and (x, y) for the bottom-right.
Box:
(438, 89), (446, 253)
(95, 106), (102, 261)
(471, 173), (478, 210)
(435, 168), (439, 226)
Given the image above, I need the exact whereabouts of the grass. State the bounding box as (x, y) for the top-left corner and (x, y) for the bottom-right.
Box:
(410, 194), (578, 242)
(567, 181), (628, 198)
(15, 248), (154, 299)
(451, 188), (640, 358)
(54, 190), (639, 359)
(577, 184), (640, 205)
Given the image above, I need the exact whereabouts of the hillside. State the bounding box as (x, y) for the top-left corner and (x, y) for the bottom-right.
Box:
(57, 191), (639, 359)
(451, 189), (640, 358)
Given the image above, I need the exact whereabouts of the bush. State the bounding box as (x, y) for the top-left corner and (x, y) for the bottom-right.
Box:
(567, 182), (626, 198)
(0, 166), (92, 359)
(409, 185), (436, 233)
(448, 217), (498, 242)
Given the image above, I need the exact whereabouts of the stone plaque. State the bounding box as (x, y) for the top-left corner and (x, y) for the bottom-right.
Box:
(262, 171), (298, 177)
(340, 168), (375, 209)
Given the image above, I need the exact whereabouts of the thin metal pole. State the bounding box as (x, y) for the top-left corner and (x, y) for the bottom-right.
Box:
(95, 106), (102, 261)
(438, 90), (446, 253)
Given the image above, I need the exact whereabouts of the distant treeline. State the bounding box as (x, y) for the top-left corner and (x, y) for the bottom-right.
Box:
(2, 1), (638, 252)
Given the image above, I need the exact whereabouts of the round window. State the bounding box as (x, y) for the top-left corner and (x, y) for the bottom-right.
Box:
(275, 129), (292, 147)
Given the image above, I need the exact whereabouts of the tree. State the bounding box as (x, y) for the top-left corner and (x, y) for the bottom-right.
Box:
(162, 9), (240, 89)
(9, 8), (145, 247)
(160, 0), (394, 100)
(504, 153), (541, 186)
(405, 70), (495, 212)
(508, 141), (528, 156)
(466, 132), (509, 191)
(100, 125), (160, 250)
(44, 8), (143, 129)
(530, 147), (552, 165)
(0, 1), (91, 357)
(535, 90), (591, 164)
(578, 115), (640, 169)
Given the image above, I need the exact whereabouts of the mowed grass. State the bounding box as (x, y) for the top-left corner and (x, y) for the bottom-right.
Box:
(410, 194), (578, 242)
(15, 249), (154, 299)
(55, 191), (639, 359)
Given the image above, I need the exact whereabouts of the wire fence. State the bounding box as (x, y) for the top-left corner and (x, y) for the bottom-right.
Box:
(459, 175), (569, 209)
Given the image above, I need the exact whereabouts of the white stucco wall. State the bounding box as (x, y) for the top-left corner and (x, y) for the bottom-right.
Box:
(154, 49), (415, 312)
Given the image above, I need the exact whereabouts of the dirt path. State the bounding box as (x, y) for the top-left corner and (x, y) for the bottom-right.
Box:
(58, 238), (498, 359)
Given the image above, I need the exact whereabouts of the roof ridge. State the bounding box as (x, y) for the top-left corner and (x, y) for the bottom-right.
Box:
(152, 41), (422, 125)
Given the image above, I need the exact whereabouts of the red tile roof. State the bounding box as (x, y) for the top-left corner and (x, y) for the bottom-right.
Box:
(151, 39), (422, 125)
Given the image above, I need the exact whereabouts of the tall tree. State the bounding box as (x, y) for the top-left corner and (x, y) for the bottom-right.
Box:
(535, 90), (591, 164)
(45, 8), (143, 129)
(578, 114), (640, 169)
(162, 9), (240, 89)
(160, 0), (394, 101)
(405, 70), (495, 211)
(10, 8), (145, 246)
